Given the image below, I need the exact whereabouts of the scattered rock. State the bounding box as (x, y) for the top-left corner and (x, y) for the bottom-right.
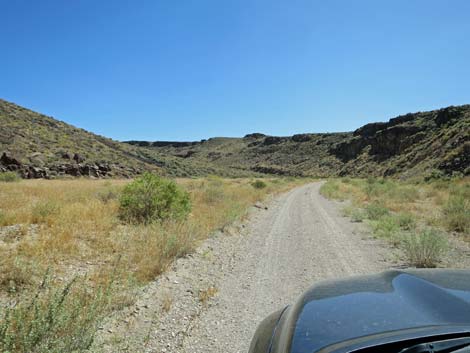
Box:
(262, 136), (284, 145)
(73, 153), (85, 163)
(0, 152), (22, 166)
(244, 133), (266, 139)
(291, 134), (312, 142)
(254, 202), (268, 210)
(62, 152), (73, 160)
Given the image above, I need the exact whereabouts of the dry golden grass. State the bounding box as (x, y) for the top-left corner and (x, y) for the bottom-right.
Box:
(321, 177), (469, 268)
(0, 176), (299, 296)
(198, 286), (218, 304)
(0, 176), (302, 352)
(321, 177), (469, 240)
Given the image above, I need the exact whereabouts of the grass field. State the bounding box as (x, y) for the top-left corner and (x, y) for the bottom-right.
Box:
(0, 176), (301, 352)
(320, 177), (469, 267)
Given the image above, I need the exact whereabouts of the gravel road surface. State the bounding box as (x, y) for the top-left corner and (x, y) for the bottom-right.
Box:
(94, 182), (394, 353)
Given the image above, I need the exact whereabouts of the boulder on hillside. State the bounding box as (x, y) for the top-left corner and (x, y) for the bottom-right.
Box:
(263, 136), (284, 145)
(244, 133), (266, 139)
(291, 134), (312, 142)
(0, 152), (22, 166)
(62, 152), (73, 160)
(73, 153), (85, 163)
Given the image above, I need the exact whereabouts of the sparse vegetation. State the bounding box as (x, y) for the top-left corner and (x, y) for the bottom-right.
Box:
(0, 172), (20, 183)
(0, 177), (299, 352)
(0, 275), (111, 353)
(402, 229), (448, 268)
(443, 195), (470, 233)
(321, 177), (470, 267)
(198, 286), (218, 304)
(251, 180), (267, 189)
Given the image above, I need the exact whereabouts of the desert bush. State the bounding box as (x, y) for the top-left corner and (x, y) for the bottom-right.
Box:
(396, 213), (417, 231)
(402, 229), (448, 268)
(320, 180), (342, 199)
(0, 275), (110, 353)
(365, 177), (377, 199)
(342, 206), (365, 222)
(31, 201), (60, 224)
(372, 216), (400, 239)
(350, 209), (365, 222)
(0, 257), (34, 293)
(442, 195), (469, 233)
(251, 180), (267, 189)
(0, 172), (20, 183)
(96, 186), (120, 204)
(119, 173), (191, 224)
(364, 202), (389, 220)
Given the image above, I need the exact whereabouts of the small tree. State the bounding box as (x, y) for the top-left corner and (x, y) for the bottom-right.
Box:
(119, 173), (191, 224)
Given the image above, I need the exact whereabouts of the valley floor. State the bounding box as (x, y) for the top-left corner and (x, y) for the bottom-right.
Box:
(94, 182), (409, 353)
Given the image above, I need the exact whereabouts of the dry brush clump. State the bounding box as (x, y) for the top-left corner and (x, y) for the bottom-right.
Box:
(0, 176), (299, 352)
(321, 177), (469, 266)
(401, 229), (448, 268)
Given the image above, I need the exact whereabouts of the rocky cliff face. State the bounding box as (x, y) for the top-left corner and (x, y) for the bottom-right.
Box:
(331, 105), (470, 177)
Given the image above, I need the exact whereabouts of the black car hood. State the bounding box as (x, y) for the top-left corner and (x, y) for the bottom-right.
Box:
(273, 269), (470, 353)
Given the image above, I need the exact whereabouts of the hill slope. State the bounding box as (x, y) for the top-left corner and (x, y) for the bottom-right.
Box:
(127, 105), (470, 178)
(0, 99), (258, 178)
(0, 99), (161, 178)
(1, 98), (469, 179)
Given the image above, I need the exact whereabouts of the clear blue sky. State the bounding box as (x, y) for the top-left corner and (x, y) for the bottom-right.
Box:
(1, 0), (469, 141)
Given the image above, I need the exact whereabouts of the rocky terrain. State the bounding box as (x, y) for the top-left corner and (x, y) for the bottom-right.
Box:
(128, 105), (470, 179)
(1, 98), (469, 179)
(0, 99), (163, 178)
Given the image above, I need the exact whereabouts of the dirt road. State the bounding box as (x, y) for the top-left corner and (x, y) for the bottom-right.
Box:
(94, 182), (394, 353)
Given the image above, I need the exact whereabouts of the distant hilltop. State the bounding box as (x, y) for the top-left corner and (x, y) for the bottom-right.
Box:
(1, 98), (469, 179)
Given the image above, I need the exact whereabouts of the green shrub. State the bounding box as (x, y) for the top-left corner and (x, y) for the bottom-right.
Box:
(373, 216), (400, 239)
(251, 180), (267, 189)
(364, 202), (389, 220)
(365, 177), (377, 199)
(442, 195), (469, 233)
(342, 206), (365, 222)
(320, 180), (342, 200)
(119, 173), (191, 224)
(401, 229), (448, 268)
(31, 201), (60, 224)
(0, 172), (20, 183)
(0, 275), (110, 353)
(396, 213), (417, 231)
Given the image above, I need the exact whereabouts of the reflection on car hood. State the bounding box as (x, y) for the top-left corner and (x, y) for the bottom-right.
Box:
(287, 269), (470, 353)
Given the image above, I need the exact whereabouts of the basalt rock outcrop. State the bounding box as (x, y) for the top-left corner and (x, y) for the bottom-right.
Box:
(1, 97), (469, 179)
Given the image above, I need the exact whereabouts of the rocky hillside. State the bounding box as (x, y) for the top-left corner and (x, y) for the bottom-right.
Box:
(1, 98), (468, 179)
(127, 105), (470, 178)
(0, 99), (258, 178)
(0, 99), (160, 178)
